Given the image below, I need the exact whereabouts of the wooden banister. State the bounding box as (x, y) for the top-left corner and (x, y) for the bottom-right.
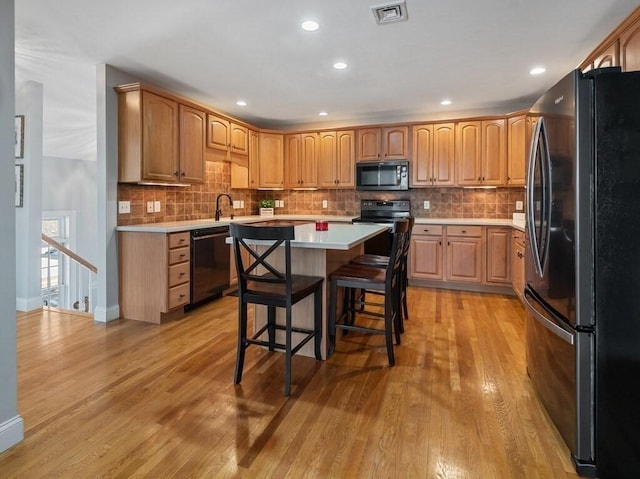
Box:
(41, 233), (97, 274)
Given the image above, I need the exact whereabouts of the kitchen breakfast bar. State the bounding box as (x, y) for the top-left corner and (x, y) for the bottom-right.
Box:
(225, 222), (388, 359)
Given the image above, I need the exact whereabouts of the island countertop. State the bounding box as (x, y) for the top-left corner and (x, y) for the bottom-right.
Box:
(225, 222), (388, 250)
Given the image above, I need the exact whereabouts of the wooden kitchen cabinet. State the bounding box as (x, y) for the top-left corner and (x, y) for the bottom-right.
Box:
(317, 130), (355, 188)
(512, 229), (525, 301)
(485, 227), (512, 285)
(248, 129), (260, 189)
(456, 119), (506, 186)
(258, 132), (284, 188)
(116, 87), (204, 184)
(284, 132), (318, 188)
(409, 224), (444, 280)
(506, 114), (527, 186)
(445, 225), (483, 283)
(207, 114), (249, 156)
(119, 230), (190, 323)
(357, 125), (409, 161)
(411, 123), (455, 186)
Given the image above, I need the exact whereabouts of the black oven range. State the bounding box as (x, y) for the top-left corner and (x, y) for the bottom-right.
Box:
(352, 199), (411, 255)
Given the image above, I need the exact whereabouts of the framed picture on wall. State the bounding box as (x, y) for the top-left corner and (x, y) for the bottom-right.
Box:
(15, 115), (24, 159)
(15, 164), (23, 207)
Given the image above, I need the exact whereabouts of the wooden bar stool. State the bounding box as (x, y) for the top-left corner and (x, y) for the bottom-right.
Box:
(328, 219), (410, 365)
(349, 217), (415, 331)
(229, 223), (323, 396)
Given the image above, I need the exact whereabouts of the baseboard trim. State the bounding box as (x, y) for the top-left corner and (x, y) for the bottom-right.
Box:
(0, 415), (24, 453)
(15, 295), (43, 312)
(93, 304), (120, 323)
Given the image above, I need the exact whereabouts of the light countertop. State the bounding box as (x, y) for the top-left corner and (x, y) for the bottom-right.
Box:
(116, 214), (525, 233)
(225, 223), (389, 250)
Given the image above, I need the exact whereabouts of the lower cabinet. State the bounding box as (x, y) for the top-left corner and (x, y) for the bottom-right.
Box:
(119, 231), (190, 323)
(409, 223), (517, 294)
(511, 229), (525, 301)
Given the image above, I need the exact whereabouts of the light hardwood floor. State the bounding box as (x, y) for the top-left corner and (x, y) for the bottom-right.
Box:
(0, 288), (582, 478)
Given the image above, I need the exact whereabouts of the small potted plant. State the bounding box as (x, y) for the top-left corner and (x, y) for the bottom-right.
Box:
(259, 199), (275, 217)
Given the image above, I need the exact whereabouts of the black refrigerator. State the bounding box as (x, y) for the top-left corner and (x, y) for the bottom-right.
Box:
(524, 67), (640, 479)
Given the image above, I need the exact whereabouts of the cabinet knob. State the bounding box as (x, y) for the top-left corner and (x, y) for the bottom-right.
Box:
(179, 272), (186, 277)
(461, 230), (467, 233)
(482, 177), (485, 181)
(174, 171), (179, 177)
(477, 177), (481, 181)
(439, 240), (442, 246)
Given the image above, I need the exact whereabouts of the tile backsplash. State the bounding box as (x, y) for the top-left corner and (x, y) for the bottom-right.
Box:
(117, 161), (525, 225)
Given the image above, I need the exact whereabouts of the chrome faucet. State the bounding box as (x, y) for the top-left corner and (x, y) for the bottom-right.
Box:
(215, 193), (233, 221)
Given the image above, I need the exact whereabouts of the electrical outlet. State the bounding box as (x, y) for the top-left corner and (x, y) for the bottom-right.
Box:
(240, 200), (245, 208)
(233, 200), (241, 209)
(322, 200), (328, 209)
(154, 201), (161, 212)
(423, 200), (430, 209)
(118, 201), (130, 214)
(279, 200), (284, 208)
(516, 200), (523, 211)
(146, 201), (154, 213)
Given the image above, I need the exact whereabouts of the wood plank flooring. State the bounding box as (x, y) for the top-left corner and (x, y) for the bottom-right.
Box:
(0, 288), (583, 478)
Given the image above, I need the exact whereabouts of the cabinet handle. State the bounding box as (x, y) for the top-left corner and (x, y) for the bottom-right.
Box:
(179, 294), (186, 298)
(517, 252), (524, 258)
(461, 230), (467, 233)
(477, 177), (481, 181)
(447, 241), (450, 246)
(179, 238), (186, 243)
(179, 272), (186, 277)
(174, 171), (179, 177)
(179, 253), (186, 258)
(424, 229), (429, 232)
(482, 177), (485, 181)
(439, 240), (442, 246)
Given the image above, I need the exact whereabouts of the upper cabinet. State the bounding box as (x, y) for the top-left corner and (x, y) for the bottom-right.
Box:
(317, 130), (355, 188)
(411, 123), (455, 187)
(248, 129), (260, 189)
(258, 132), (284, 189)
(620, 18), (640, 71)
(456, 119), (506, 186)
(284, 133), (318, 188)
(207, 114), (249, 157)
(506, 114), (527, 186)
(357, 126), (409, 161)
(116, 87), (204, 184)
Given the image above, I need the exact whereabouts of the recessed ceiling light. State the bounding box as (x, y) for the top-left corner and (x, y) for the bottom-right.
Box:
(319, 111), (328, 116)
(333, 62), (348, 70)
(530, 66), (546, 75)
(301, 20), (319, 32)
(440, 99), (452, 106)
(236, 100), (247, 106)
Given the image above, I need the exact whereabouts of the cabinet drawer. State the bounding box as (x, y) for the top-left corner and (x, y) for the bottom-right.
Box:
(168, 232), (190, 249)
(168, 283), (190, 309)
(446, 225), (482, 237)
(169, 246), (190, 265)
(412, 224), (443, 236)
(512, 230), (525, 246)
(168, 262), (190, 287)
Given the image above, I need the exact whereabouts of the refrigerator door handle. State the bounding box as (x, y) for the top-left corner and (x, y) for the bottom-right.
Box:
(524, 289), (575, 345)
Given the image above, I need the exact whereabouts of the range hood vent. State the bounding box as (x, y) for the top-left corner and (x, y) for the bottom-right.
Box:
(372, 1), (408, 25)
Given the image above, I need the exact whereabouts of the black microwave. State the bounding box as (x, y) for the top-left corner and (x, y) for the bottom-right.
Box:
(356, 160), (409, 190)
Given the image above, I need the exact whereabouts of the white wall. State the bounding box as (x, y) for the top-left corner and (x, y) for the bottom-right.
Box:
(42, 156), (97, 263)
(15, 81), (43, 312)
(95, 64), (138, 323)
(0, 0), (25, 453)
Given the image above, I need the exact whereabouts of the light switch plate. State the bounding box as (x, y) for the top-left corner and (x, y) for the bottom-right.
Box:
(146, 201), (154, 213)
(154, 201), (161, 212)
(423, 200), (430, 209)
(516, 200), (523, 211)
(118, 201), (130, 214)
(322, 200), (328, 208)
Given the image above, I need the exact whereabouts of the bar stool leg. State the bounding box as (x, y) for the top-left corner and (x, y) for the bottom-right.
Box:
(267, 306), (276, 352)
(384, 296), (395, 366)
(328, 279), (338, 356)
(314, 288), (322, 360)
(284, 307), (293, 396)
(234, 301), (248, 384)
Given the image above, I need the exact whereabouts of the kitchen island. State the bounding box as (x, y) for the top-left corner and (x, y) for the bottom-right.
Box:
(226, 222), (388, 358)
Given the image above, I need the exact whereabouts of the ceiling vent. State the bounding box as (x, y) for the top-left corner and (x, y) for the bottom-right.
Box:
(372, 1), (408, 25)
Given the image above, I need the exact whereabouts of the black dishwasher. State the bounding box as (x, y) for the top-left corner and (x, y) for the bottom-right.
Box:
(186, 226), (230, 310)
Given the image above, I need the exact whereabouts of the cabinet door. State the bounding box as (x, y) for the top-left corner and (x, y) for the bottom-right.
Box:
(620, 19), (640, 71)
(284, 134), (302, 188)
(248, 129), (259, 189)
(409, 231), (444, 280)
(336, 130), (355, 187)
(433, 123), (455, 185)
(507, 115), (527, 186)
(455, 121), (482, 186)
(485, 227), (511, 284)
(179, 105), (206, 184)
(142, 91), (179, 183)
(207, 114), (230, 152)
(481, 119), (506, 185)
(382, 126), (409, 159)
(411, 124), (433, 186)
(258, 133), (284, 188)
(446, 230), (482, 283)
(318, 131), (337, 188)
(512, 239), (525, 300)
(230, 123), (249, 155)
(358, 128), (381, 161)
(300, 132), (318, 187)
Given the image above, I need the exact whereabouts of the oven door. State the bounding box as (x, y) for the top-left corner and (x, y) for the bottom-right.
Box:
(352, 218), (393, 255)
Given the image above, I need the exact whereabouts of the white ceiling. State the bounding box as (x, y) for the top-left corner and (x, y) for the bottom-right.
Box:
(14, 0), (640, 162)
